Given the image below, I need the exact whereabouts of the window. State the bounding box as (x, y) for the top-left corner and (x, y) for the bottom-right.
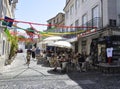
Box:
(47, 23), (51, 29)
(56, 18), (58, 23)
(75, 19), (79, 31)
(9, 0), (12, 5)
(92, 5), (100, 27)
(75, 0), (80, 10)
(70, 24), (73, 32)
(61, 28), (64, 32)
(66, 10), (69, 19)
(82, 14), (87, 30)
(53, 20), (55, 23)
(70, 5), (74, 15)
(109, 19), (116, 27)
(92, 5), (99, 18)
(119, 15), (120, 26)
(66, 28), (68, 32)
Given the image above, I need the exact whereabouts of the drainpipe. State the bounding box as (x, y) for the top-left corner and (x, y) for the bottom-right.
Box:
(0, 0), (3, 57)
(101, 0), (103, 29)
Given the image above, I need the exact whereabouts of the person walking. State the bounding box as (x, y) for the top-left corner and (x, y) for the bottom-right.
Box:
(35, 47), (41, 64)
(31, 46), (36, 61)
(46, 50), (52, 67)
(26, 49), (31, 67)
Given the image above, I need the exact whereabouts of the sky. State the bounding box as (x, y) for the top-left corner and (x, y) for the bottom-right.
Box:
(15, 0), (66, 32)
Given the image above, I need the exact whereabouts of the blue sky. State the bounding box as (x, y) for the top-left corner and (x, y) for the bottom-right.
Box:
(15, 0), (66, 31)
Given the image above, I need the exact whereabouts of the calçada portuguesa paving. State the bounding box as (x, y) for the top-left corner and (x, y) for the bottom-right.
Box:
(0, 52), (120, 89)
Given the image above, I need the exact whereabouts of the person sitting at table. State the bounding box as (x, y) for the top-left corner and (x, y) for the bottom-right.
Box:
(78, 53), (85, 72)
(60, 54), (68, 73)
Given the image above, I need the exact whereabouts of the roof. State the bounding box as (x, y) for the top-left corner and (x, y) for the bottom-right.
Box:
(47, 12), (65, 23)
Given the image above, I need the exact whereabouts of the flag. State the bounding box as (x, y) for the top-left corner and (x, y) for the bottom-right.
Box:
(2, 16), (14, 27)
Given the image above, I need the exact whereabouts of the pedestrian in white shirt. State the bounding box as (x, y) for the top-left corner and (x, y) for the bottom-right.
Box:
(106, 47), (113, 64)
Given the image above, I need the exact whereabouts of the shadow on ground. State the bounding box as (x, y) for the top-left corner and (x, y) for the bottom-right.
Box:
(37, 59), (50, 67)
(47, 69), (65, 75)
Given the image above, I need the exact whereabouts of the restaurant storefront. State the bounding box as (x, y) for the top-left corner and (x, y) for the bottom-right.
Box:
(97, 35), (120, 62)
(78, 27), (120, 64)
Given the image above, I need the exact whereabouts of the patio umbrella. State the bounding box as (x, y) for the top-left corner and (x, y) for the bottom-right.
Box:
(54, 41), (73, 49)
(43, 40), (55, 46)
(43, 36), (66, 42)
(41, 36), (67, 52)
(38, 40), (55, 48)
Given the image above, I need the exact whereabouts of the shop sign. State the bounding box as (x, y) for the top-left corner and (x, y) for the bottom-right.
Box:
(77, 29), (96, 38)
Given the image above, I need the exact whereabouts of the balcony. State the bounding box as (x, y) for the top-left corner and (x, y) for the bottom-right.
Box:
(63, 17), (102, 39)
(81, 17), (102, 30)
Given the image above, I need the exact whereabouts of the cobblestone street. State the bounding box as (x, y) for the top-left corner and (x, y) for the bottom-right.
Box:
(0, 53), (120, 89)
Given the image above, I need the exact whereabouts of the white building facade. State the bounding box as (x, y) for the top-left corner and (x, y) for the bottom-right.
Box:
(64, 0), (120, 63)
(0, 0), (18, 67)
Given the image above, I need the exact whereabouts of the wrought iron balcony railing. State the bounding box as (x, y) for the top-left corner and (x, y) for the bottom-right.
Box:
(81, 17), (102, 30)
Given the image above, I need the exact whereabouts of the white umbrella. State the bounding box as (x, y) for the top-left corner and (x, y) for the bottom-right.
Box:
(38, 40), (54, 46)
(54, 41), (73, 49)
(45, 41), (55, 46)
(37, 41), (47, 50)
(43, 36), (66, 41)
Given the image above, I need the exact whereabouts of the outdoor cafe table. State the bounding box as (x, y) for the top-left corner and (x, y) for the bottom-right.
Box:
(96, 63), (120, 74)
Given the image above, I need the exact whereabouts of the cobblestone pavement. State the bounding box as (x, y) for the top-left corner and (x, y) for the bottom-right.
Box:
(0, 53), (120, 89)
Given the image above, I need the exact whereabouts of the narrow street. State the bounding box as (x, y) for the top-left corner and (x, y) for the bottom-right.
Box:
(1, 0), (120, 89)
(0, 52), (119, 89)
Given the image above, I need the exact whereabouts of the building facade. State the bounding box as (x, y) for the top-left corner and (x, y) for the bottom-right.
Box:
(64, 0), (120, 63)
(46, 12), (65, 33)
(0, 0), (18, 67)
